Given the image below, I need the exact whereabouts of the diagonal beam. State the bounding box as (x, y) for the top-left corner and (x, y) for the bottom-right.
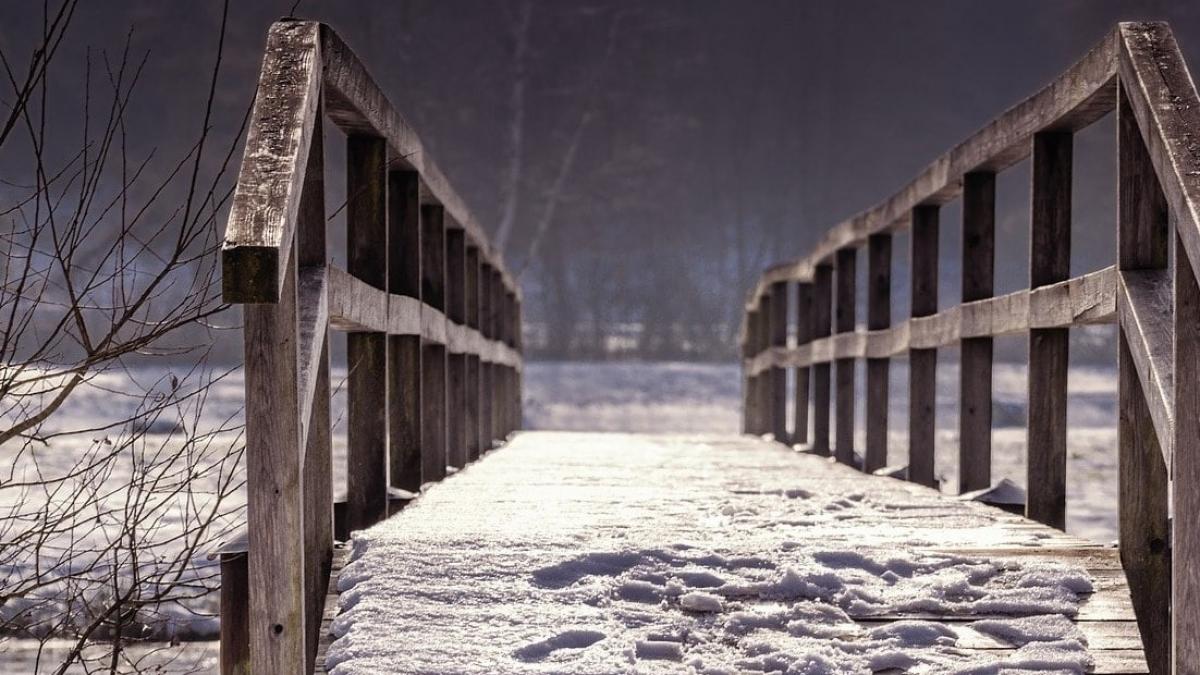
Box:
(1118, 268), (1174, 468)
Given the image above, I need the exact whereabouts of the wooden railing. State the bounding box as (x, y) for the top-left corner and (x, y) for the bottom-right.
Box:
(217, 20), (522, 675)
(741, 22), (1198, 673)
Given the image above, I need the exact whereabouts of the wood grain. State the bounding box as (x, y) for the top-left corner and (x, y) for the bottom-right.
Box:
(909, 205), (939, 488)
(960, 172), (995, 494)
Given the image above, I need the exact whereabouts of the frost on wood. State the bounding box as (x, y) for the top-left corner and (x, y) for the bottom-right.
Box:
(324, 432), (1105, 674)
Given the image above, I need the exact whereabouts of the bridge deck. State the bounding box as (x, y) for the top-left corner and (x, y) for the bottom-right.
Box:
(318, 432), (1146, 674)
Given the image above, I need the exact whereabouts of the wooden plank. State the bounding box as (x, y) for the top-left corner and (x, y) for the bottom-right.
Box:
(223, 21), (322, 304)
(465, 247), (481, 461)
(1118, 47), (1196, 663)
(741, 25), (1118, 315)
(301, 339), (332, 673)
(219, 553), (250, 675)
(811, 264), (833, 455)
(834, 248), (857, 466)
(1027, 131), (1071, 530)
(910, 205), (939, 488)
(480, 265), (495, 445)
(446, 229), (467, 468)
(244, 254), (304, 674)
(960, 171), (995, 494)
(865, 234), (890, 473)
(345, 135), (388, 533)
(1173, 234), (1200, 673)
(768, 281), (788, 441)
(793, 282), (812, 445)
(421, 344), (448, 482)
(389, 335), (422, 491)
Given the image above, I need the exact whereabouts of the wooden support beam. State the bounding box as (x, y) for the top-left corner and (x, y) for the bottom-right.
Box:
(387, 170), (422, 492)
(346, 135), (388, 532)
(793, 282), (813, 445)
(960, 171), (995, 493)
(769, 281), (788, 441)
(220, 553), (250, 675)
(490, 268), (505, 441)
(1173, 233), (1200, 674)
(1116, 81), (1172, 675)
(421, 205), (448, 482)
(1027, 131), (1072, 529)
(465, 247), (481, 461)
(446, 228), (467, 468)
(480, 264), (495, 446)
(812, 264), (833, 456)
(865, 234), (891, 473)
(834, 248), (857, 466)
(909, 205), (939, 488)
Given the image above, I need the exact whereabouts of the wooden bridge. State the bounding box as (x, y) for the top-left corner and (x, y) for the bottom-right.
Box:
(216, 18), (1200, 675)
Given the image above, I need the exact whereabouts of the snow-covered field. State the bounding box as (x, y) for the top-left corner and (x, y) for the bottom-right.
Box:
(1, 359), (1121, 673)
(327, 432), (1106, 674)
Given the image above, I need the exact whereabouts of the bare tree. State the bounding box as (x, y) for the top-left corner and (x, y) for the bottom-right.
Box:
(0, 1), (248, 671)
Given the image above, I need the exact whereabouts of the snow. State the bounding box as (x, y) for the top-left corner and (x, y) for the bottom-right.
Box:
(325, 431), (1101, 674)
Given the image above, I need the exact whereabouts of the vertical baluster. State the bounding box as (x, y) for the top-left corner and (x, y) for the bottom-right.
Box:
(812, 264), (833, 455)
(388, 171), (423, 492)
(960, 171), (995, 493)
(769, 281), (788, 441)
(491, 268), (505, 441)
(421, 205), (448, 482)
(793, 281), (813, 445)
(834, 248), (857, 466)
(744, 308), (760, 433)
(506, 290), (519, 432)
(465, 247), (481, 461)
(480, 264), (495, 448)
(909, 204), (939, 488)
(513, 296), (524, 430)
(297, 99), (330, 673)
(446, 228), (468, 468)
(1027, 131), (1071, 528)
(756, 296), (771, 434)
(865, 233), (891, 473)
(1116, 84), (1171, 674)
(346, 135), (388, 531)
(1173, 231), (1200, 673)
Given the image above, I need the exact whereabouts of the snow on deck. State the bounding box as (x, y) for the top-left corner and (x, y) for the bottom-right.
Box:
(322, 432), (1145, 674)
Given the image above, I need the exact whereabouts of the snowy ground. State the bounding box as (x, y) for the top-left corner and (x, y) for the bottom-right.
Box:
(1, 359), (1121, 673)
(326, 432), (1110, 674)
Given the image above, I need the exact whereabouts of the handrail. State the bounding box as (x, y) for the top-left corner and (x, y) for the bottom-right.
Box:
(740, 22), (1199, 673)
(218, 20), (523, 675)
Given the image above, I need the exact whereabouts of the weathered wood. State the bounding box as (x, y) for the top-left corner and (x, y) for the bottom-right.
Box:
(1116, 75), (1173, 675)
(909, 205), (939, 488)
(1027, 131), (1072, 530)
(465, 247), (481, 461)
(834, 248), (857, 466)
(446, 229), (467, 468)
(389, 171), (422, 298)
(793, 282), (813, 445)
(960, 171), (995, 494)
(421, 206), (447, 311)
(768, 281), (788, 441)
(811, 264), (833, 455)
(421, 344), (448, 482)
(346, 135), (388, 533)
(865, 234), (890, 472)
(301, 340), (332, 673)
(1172, 233), (1200, 674)
(223, 22), (322, 304)
(480, 265), (495, 445)
(220, 553), (250, 675)
(244, 254), (304, 674)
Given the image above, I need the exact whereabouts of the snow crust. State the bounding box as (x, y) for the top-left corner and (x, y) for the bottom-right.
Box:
(325, 432), (1099, 674)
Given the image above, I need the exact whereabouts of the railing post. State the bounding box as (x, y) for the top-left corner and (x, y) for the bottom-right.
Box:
(768, 281), (788, 441)
(834, 248), (857, 466)
(388, 170), (423, 492)
(513, 296), (524, 430)
(480, 264), (495, 448)
(465, 247), (481, 462)
(421, 205), (448, 483)
(793, 282), (813, 445)
(909, 204), (939, 488)
(490, 268), (505, 441)
(743, 307), (760, 433)
(297, 106), (331, 673)
(1027, 131), (1072, 528)
(755, 296), (771, 435)
(506, 290), (519, 433)
(811, 263), (833, 455)
(1116, 83), (1171, 675)
(960, 171), (995, 493)
(865, 233), (891, 473)
(345, 135), (388, 531)
(446, 228), (468, 469)
(220, 552), (250, 675)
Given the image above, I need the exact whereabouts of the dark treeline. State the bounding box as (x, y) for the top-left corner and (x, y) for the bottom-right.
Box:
(3, 1), (1200, 361)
